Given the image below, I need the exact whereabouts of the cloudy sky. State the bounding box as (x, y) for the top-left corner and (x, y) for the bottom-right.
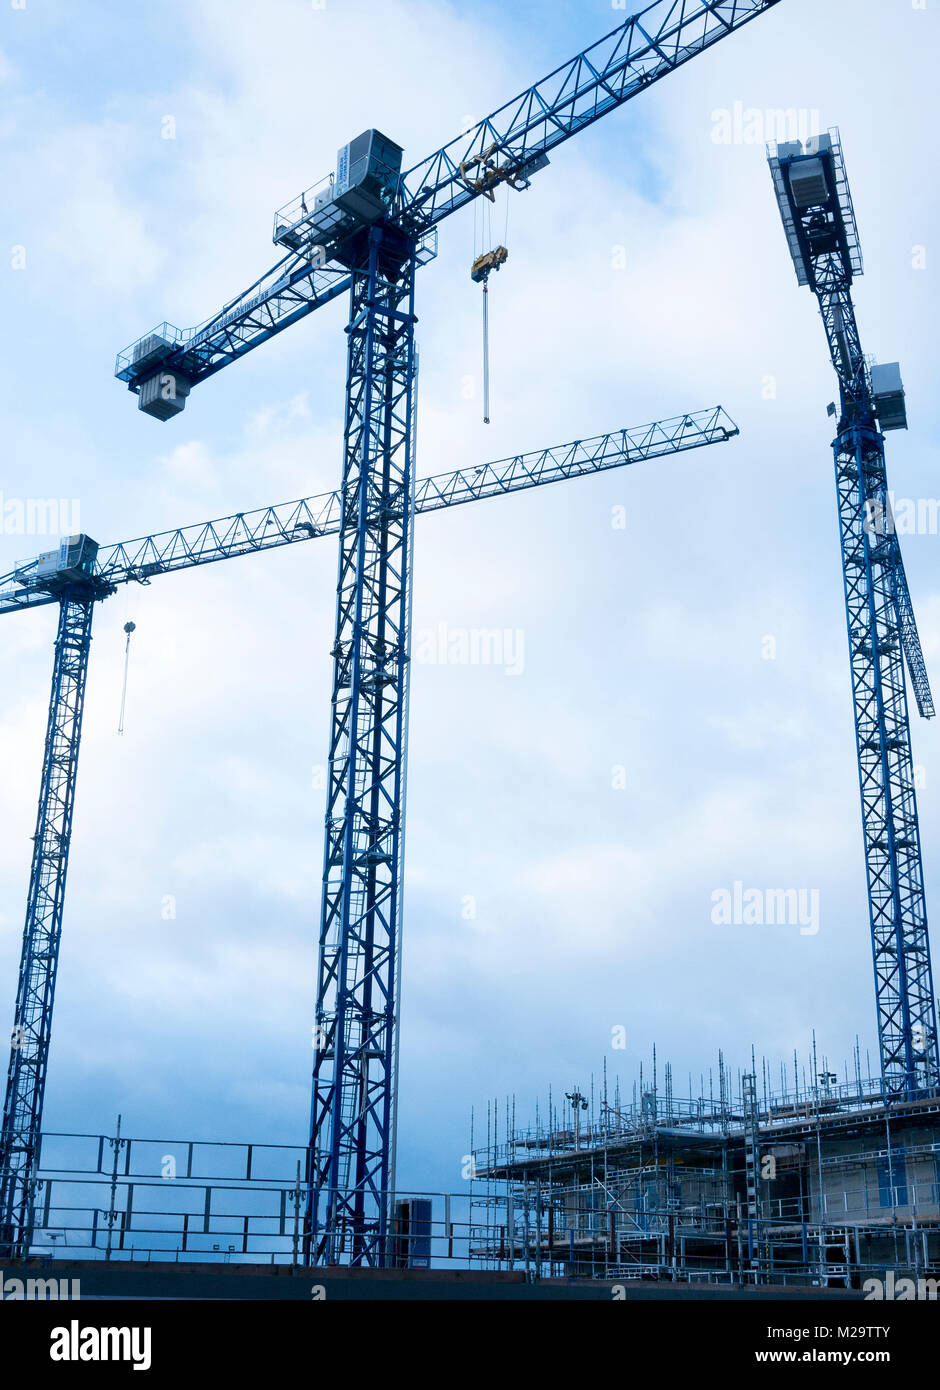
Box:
(1, 0), (939, 1199)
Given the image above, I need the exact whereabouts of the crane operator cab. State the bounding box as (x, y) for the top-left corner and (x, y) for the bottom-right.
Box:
(17, 535), (101, 597)
(273, 130), (405, 260)
(769, 131), (908, 433)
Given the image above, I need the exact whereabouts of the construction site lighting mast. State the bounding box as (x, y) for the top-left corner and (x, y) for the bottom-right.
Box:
(0, 412), (736, 1261)
(110, 0), (783, 1267)
(768, 130), (939, 1101)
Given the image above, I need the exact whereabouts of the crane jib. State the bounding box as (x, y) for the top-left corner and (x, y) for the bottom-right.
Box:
(114, 0), (784, 411)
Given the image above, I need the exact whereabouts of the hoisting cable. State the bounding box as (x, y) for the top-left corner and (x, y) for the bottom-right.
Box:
(117, 620), (136, 736)
(482, 279), (491, 424)
(469, 243), (509, 425)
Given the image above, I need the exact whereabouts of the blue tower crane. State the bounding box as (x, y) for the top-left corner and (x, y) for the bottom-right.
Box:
(768, 130), (938, 1100)
(110, 0), (782, 1269)
(0, 409), (737, 1258)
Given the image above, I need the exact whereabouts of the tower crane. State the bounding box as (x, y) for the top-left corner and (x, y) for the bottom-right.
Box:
(0, 408), (737, 1259)
(768, 130), (938, 1100)
(110, 0), (782, 1267)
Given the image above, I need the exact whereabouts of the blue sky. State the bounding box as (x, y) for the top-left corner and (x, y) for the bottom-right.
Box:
(1, 0), (939, 1197)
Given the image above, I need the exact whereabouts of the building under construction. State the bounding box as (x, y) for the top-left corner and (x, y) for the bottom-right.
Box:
(469, 1055), (940, 1290)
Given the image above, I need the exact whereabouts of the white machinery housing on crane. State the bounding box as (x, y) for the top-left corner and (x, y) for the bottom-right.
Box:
(870, 361), (908, 432)
(273, 130), (405, 256)
(27, 536), (100, 592)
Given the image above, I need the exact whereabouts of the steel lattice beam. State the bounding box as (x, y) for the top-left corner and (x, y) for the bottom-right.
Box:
(836, 427), (938, 1097)
(306, 226), (417, 1265)
(768, 131), (939, 1099)
(114, 1), (783, 396)
(396, 0), (783, 232)
(0, 409), (737, 618)
(0, 595), (101, 1258)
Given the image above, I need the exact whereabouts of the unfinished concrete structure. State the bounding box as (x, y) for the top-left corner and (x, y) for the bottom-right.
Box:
(470, 1057), (940, 1289)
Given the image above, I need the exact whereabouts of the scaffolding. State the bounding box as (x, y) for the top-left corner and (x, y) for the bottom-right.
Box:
(469, 1050), (940, 1288)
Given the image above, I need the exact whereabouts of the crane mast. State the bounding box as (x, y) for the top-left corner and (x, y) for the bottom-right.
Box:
(306, 226), (417, 1264)
(0, 542), (114, 1258)
(768, 130), (939, 1100)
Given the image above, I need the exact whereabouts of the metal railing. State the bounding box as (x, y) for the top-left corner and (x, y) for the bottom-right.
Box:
(24, 1129), (476, 1269)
